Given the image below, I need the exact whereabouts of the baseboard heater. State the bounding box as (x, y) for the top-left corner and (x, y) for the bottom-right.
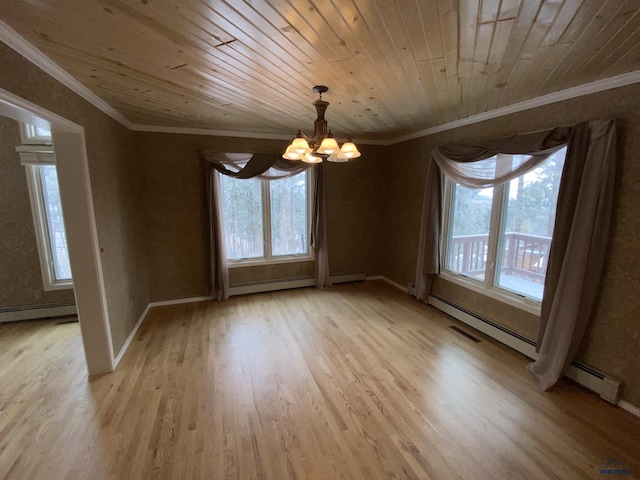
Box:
(229, 270), (367, 297)
(0, 302), (77, 323)
(428, 293), (623, 404)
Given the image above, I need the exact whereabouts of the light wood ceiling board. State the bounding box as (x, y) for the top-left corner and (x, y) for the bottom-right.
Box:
(478, 18), (516, 114)
(97, 0), (328, 121)
(390, 1), (441, 126)
(264, 0), (355, 64)
(500, 1), (565, 106)
(268, 0), (424, 135)
(437, 0), (461, 113)
(189, 2), (321, 95)
(550, 0), (640, 91)
(430, 57), (453, 124)
(540, 0), (585, 47)
(466, 22), (494, 118)
(591, 20), (640, 79)
(5, 0), (311, 127)
(457, 0), (480, 119)
(480, 0), (502, 24)
(602, 40), (640, 76)
(374, 0), (436, 126)
(499, 0), (522, 20)
(490, 0), (543, 108)
(416, 60), (447, 126)
(48, 38), (298, 129)
(339, 0), (436, 129)
(514, 43), (571, 105)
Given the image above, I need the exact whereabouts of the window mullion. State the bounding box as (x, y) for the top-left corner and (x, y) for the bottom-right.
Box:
(262, 180), (272, 260)
(485, 183), (505, 288)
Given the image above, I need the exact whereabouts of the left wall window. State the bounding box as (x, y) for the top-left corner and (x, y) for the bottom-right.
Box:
(16, 124), (73, 290)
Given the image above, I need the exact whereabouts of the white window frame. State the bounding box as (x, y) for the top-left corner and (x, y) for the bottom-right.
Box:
(17, 145), (73, 291)
(441, 170), (553, 315)
(225, 169), (314, 267)
(19, 122), (53, 145)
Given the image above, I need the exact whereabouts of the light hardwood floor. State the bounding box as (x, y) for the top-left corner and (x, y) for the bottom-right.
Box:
(1, 280), (639, 479)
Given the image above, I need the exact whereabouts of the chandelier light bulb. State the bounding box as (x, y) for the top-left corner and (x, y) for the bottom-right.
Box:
(291, 136), (311, 154)
(317, 132), (340, 155)
(282, 145), (303, 160)
(338, 140), (361, 159)
(302, 152), (323, 164)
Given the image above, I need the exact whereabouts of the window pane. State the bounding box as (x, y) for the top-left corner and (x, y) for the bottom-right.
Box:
(39, 165), (72, 281)
(270, 172), (308, 256)
(496, 149), (566, 300)
(219, 175), (264, 260)
(446, 184), (493, 281)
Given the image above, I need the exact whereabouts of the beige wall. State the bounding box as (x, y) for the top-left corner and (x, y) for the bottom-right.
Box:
(384, 83), (640, 406)
(0, 43), (149, 354)
(136, 133), (388, 301)
(0, 116), (75, 308)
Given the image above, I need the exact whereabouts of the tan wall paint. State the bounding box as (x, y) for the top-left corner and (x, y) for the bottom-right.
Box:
(385, 83), (640, 406)
(0, 116), (75, 308)
(0, 43), (149, 354)
(136, 132), (387, 301)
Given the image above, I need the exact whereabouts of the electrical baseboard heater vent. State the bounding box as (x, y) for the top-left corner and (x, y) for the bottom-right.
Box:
(428, 293), (623, 404)
(0, 302), (77, 323)
(228, 271), (367, 297)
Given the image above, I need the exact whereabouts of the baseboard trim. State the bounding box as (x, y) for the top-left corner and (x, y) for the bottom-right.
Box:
(619, 400), (640, 419)
(367, 275), (408, 292)
(427, 293), (623, 405)
(0, 302), (77, 323)
(113, 303), (150, 367)
(148, 296), (214, 308)
(229, 271), (367, 296)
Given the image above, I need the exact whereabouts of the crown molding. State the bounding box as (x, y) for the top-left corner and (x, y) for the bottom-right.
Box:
(131, 123), (292, 141)
(391, 70), (640, 145)
(3, 19), (639, 145)
(0, 19), (133, 129)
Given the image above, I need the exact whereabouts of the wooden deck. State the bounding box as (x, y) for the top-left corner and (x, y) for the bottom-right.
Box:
(1, 280), (638, 479)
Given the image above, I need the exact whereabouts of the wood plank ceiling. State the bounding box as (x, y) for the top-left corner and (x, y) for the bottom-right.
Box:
(1, 0), (640, 141)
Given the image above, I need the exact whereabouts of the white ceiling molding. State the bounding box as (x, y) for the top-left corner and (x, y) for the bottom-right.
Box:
(0, 19), (133, 129)
(2, 19), (640, 146)
(130, 123), (390, 145)
(390, 70), (640, 145)
(131, 123), (293, 141)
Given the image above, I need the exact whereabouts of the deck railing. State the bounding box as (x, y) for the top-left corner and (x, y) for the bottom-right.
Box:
(448, 232), (551, 282)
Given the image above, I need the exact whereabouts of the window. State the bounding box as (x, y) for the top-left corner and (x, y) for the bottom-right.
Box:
(17, 126), (73, 290)
(443, 148), (566, 304)
(219, 170), (311, 264)
(19, 123), (52, 145)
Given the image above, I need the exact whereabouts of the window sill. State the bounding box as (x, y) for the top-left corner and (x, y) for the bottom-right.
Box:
(227, 255), (314, 269)
(43, 281), (74, 292)
(438, 271), (541, 316)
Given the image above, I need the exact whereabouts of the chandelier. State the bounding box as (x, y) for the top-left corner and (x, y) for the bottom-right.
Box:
(282, 86), (361, 163)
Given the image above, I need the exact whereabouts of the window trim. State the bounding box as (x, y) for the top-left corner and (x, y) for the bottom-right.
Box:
(441, 171), (547, 316)
(225, 168), (314, 267)
(18, 146), (73, 291)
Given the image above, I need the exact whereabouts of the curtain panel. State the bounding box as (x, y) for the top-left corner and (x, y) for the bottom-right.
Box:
(415, 120), (617, 391)
(202, 151), (332, 300)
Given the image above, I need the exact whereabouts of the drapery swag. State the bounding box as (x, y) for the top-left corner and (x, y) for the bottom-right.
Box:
(202, 151), (331, 300)
(415, 119), (616, 391)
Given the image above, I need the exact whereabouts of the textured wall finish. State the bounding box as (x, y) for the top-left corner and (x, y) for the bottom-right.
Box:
(136, 133), (388, 302)
(385, 83), (640, 407)
(0, 43), (149, 355)
(0, 116), (75, 308)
